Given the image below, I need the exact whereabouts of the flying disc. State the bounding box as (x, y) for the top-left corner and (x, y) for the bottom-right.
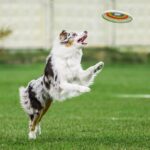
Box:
(102, 10), (133, 23)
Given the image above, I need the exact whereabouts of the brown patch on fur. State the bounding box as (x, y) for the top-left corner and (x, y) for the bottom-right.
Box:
(29, 99), (53, 132)
(38, 99), (53, 122)
(66, 40), (74, 47)
(59, 30), (67, 42)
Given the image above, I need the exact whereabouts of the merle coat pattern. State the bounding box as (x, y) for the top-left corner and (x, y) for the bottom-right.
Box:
(19, 30), (104, 139)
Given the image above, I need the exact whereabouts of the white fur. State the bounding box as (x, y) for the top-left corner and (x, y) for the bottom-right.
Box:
(46, 31), (104, 101)
(28, 131), (36, 140)
(20, 30), (104, 110)
(19, 86), (34, 114)
(35, 124), (41, 135)
(19, 30), (104, 139)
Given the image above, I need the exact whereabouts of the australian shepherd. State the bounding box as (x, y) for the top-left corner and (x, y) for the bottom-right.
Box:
(19, 30), (104, 139)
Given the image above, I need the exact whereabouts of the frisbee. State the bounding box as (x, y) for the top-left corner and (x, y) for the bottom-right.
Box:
(102, 10), (133, 23)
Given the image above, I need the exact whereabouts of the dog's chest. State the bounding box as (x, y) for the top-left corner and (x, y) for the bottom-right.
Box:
(66, 58), (78, 72)
(64, 55), (81, 81)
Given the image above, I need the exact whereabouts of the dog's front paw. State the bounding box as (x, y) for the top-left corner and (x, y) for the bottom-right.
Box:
(79, 86), (91, 93)
(94, 61), (104, 73)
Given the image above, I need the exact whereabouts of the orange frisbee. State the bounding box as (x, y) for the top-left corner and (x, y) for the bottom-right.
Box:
(102, 10), (133, 23)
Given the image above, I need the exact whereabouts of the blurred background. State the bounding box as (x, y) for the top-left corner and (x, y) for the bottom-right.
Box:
(0, 1), (150, 149)
(0, 0), (150, 64)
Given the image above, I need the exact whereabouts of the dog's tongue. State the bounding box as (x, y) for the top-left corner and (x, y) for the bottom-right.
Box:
(78, 35), (87, 44)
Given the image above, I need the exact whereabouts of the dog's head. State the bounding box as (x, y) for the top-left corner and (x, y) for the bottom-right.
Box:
(58, 30), (88, 48)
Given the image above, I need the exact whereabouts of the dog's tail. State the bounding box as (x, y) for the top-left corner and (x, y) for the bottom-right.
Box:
(19, 86), (33, 115)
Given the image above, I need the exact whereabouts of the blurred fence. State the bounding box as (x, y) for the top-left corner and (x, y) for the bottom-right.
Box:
(0, 0), (150, 50)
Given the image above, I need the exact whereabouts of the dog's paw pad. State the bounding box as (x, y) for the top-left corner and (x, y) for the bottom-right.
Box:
(94, 62), (104, 73)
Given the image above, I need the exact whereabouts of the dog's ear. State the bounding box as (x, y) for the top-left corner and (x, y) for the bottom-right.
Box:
(59, 30), (67, 42)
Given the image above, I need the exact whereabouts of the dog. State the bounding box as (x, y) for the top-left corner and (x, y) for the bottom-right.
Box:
(19, 30), (104, 139)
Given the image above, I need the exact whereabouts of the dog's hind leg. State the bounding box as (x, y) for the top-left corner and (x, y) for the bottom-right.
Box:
(38, 99), (53, 123)
(35, 99), (53, 136)
(28, 110), (43, 139)
(29, 108), (44, 139)
(28, 99), (53, 139)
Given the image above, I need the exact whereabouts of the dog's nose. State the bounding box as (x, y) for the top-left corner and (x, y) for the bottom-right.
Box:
(84, 31), (88, 34)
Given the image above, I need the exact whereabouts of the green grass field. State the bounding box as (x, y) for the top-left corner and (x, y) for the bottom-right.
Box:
(0, 62), (150, 150)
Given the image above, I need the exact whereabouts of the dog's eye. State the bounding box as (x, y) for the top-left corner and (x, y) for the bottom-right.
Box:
(73, 33), (77, 37)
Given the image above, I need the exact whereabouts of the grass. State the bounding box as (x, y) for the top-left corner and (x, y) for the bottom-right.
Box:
(0, 62), (150, 150)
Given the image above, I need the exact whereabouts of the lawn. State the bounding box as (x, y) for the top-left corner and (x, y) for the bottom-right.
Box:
(0, 62), (150, 150)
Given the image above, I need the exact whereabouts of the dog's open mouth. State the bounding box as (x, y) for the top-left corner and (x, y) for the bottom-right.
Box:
(77, 35), (87, 45)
